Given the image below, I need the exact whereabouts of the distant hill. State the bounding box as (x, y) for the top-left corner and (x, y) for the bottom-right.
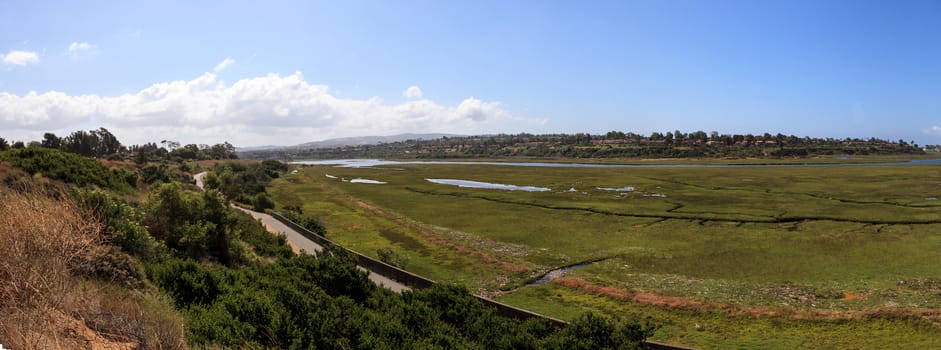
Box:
(236, 133), (462, 152)
(236, 145), (282, 152)
(292, 133), (462, 149)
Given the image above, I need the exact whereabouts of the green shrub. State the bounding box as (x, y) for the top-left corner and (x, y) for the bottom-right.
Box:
(252, 192), (275, 212)
(72, 188), (161, 258)
(0, 147), (133, 191)
(377, 246), (409, 268)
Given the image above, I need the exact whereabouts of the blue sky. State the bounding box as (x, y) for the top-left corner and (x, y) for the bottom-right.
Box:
(1, 0), (939, 146)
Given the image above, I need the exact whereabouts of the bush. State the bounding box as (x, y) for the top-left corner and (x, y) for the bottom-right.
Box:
(72, 246), (148, 289)
(283, 210), (327, 236)
(72, 189), (161, 259)
(253, 192), (275, 212)
(0, 147), (133, 191)
(377, 246), (409, 268)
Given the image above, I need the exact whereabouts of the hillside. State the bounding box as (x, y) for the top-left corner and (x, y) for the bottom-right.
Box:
(0, 135), (653, 349)
(238, 131), (925, 160)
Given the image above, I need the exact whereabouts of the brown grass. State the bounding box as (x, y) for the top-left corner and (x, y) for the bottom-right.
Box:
(553, 276), (941, 327)
(0, 188), (186, 349)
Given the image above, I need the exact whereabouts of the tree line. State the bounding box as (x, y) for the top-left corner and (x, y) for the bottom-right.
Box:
(241, 130), (925, 160)
(0, 128), (238, 162)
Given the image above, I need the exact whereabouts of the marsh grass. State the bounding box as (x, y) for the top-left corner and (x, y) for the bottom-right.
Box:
(270, 163), (941, 347)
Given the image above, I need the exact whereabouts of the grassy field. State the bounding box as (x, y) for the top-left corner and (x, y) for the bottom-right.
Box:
(268, 161), (941, 348)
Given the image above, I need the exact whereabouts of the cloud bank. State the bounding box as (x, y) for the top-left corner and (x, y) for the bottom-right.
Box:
(0, 71), (545, 146)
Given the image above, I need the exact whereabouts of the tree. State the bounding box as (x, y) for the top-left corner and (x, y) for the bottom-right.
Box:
(91, 128), (123, 156)
(208, 142), (238, 159)
(0, 137), (8, 151)
(134, 147), (148, 165)
(161, 140), (180, 151)
(42, 132), (61, 149)
(63, 130), (97, 156)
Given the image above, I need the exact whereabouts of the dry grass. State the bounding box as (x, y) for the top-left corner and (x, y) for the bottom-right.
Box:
(0, 188), (186, 349)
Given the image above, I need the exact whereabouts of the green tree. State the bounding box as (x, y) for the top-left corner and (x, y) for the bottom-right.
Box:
(41, 132), (61, 149)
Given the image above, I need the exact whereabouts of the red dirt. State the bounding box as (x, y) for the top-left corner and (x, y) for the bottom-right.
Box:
(552, 277), (941, 324)
(841, 291), (865, 301)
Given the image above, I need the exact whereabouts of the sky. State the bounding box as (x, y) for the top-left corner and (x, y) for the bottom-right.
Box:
(1, 0), (939, 147)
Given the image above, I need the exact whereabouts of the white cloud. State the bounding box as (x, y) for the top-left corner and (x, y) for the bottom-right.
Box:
(0, 71), (545, 146)
(67, 42), (96, 59)
(403, 85), (423, 98)
(1, 50), (39, 65)
(924, 126), (941, 136)
(213, 57), (235, 72)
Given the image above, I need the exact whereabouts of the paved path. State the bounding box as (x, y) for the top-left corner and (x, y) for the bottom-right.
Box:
(232, 206), (325, 254)
(195, 172), (408, 292)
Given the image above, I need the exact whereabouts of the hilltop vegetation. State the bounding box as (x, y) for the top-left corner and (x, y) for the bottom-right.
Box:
(0, 147), (137, 192)
(0, 127), (238, 162)
(240, 130), (925, 160)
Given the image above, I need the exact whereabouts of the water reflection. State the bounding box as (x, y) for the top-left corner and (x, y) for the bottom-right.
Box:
(426, 178), (550, 192)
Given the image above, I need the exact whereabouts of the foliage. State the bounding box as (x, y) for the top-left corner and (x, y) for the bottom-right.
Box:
(252, 192), (275, 211)
(377, 246), (409, 268)
(0, 147), (134, 191)
(141, 182), (294, 266)
(229, 209), (295, 260)
(59, 127), (124, 158)
(142, 183), (239, 265)
(141, 163), (172, 184)
(147, 250), (650, 349)
(282, 206), (327, 236)
(72, 188), (161, 258)
(31, 128), (237, 162)
(203, 160), (286, 205)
